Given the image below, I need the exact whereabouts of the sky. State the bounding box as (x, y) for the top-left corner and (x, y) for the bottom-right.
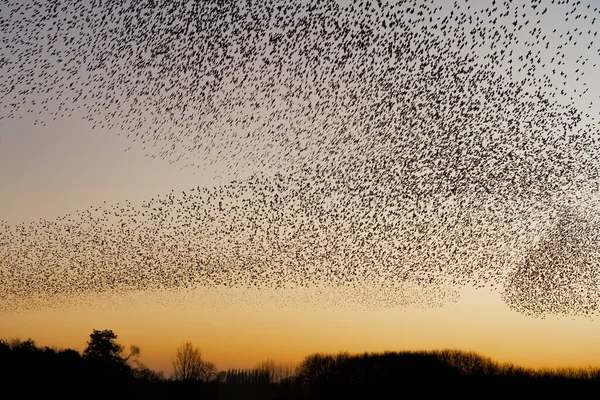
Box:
(1, 0), (600, 377)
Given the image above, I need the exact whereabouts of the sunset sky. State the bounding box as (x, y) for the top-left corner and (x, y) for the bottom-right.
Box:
(1, 0), (600, 377)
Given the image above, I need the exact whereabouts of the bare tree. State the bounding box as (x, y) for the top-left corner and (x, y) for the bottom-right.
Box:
(172, 342), (203, 381)
(134, 364), (165, 382)
(172, 342), (223, 382)
(256, 358), (298, 383)
(199, 360), (223, 382)
(123, 345), (141, 366)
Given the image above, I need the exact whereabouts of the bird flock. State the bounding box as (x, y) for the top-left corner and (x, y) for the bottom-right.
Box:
(1, 0), (599, 317)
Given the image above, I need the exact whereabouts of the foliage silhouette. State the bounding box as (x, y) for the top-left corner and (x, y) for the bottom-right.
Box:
(83, 329), (124, 363)
(2, 333), (600, 399)
(82, 328), (136, 378)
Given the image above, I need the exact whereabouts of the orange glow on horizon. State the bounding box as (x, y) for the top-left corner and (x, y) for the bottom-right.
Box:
(2, 286), (599, 377)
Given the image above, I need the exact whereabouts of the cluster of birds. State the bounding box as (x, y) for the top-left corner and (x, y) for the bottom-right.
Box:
(1, 0), (599, 317)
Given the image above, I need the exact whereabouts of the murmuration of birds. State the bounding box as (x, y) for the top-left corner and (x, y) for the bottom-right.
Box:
(0, 0), (599, 317)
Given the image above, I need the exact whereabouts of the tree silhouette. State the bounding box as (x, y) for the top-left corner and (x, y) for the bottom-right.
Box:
(171, 342), (223, 383)
(83, 329), (124, 364)
(123, 344), (141, 366)
(172, 342), (203, 381)
(2, 333), (600, 397)
(255, 358), (298, 383)
(199, 360), (225, 383)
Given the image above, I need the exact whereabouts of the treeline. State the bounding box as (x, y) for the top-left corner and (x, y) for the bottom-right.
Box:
(0, 335), (164, 398)
(294, 349), (600, 397)
(0, 332), (301, 399)
(224, 363), (296, 385)
(2, 331), (600, 399)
